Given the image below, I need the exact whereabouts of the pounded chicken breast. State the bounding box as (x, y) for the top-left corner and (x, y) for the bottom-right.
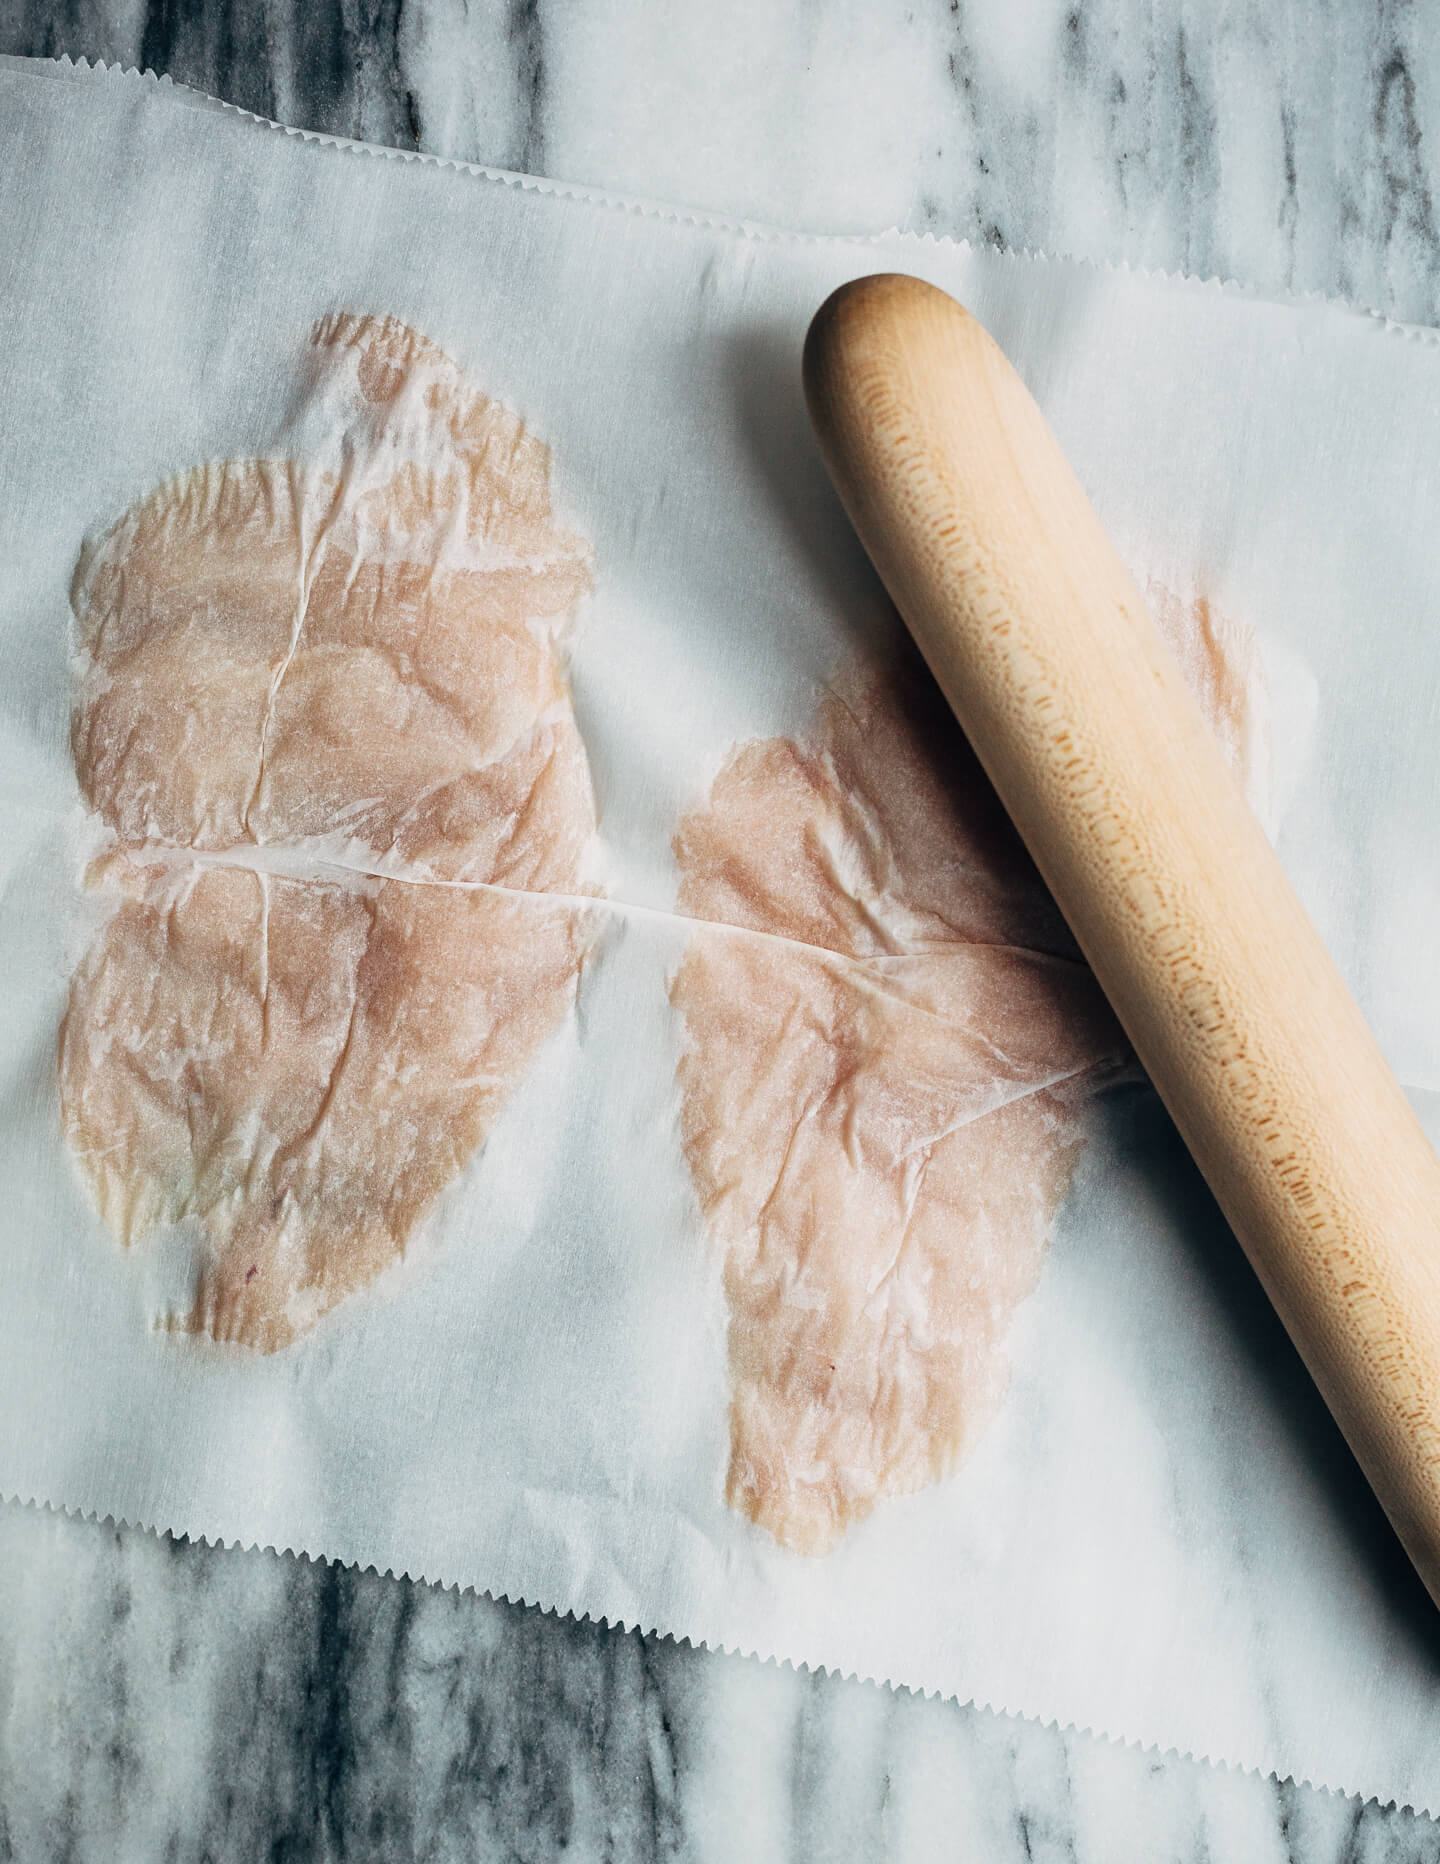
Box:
(61, 859), (587, 1349)
(61, 315), (597, 1348)
(673, 606), (1264, 1554)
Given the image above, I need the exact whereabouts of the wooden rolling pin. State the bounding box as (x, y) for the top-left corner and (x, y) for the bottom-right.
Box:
(803, 271), (1440, 1608)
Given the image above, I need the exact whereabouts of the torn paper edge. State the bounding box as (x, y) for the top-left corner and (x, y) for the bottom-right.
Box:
(3, 52), (1438, 346)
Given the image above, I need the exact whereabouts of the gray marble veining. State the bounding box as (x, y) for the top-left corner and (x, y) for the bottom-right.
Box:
(408, 0), (1440, 322)
(2, 2), (1440, 1858)
(6, 1), (1440, 319)
(5, 1502), (1437, 1863)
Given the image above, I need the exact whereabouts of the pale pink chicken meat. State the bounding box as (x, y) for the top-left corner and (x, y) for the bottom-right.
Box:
(61, 314), (597, 1347)
(61, 860), (586, 1349)
(71, 313), (593, 883)
(672, 610), (1265, 1555)
(1147, 577), (1269, 812)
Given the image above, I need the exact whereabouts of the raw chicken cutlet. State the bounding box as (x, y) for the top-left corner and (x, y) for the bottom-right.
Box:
(672, 593), (1266, 1555)
(61, 860), (586, 1350)
(60, 314), (598, 1347)
(71, 312), (593, 884)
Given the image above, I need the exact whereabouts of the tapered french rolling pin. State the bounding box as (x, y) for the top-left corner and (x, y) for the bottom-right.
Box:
(803, 272), (1440, 1608)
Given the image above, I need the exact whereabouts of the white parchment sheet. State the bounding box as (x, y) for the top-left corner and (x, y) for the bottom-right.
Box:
(4, 55), (1440, 1811)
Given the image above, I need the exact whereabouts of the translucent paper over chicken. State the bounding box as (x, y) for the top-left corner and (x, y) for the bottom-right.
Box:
(671, 603), (1265, 1555)
(60, 315), (597, 1348)
(70, 314), (594, 882)
(59, 306), (1263, 1545)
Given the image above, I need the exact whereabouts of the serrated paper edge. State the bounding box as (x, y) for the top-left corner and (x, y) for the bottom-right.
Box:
(5, 52), (1438, 345)
(0, 1479), (1428, 1824)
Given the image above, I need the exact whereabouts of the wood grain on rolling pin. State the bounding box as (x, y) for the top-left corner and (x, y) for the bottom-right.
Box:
(803, 272), (1440, 1606)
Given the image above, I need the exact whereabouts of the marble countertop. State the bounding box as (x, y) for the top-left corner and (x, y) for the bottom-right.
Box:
(3, 2), (1440, 1858)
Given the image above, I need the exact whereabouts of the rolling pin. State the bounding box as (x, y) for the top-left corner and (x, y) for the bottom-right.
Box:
(803, 272), (1440, 1608)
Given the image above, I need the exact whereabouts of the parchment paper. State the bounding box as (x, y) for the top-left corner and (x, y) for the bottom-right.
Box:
(4, 54), (1440, 1811)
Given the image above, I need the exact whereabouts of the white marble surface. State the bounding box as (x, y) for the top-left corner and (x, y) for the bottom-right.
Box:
(1, 2), (1440, 1858)
(2, 1500), (1431, 1863)
(398, 0), (1440, 323)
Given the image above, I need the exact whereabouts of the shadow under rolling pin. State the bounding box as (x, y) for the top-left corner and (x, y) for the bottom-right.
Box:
(803, 272), (1440, 1611)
